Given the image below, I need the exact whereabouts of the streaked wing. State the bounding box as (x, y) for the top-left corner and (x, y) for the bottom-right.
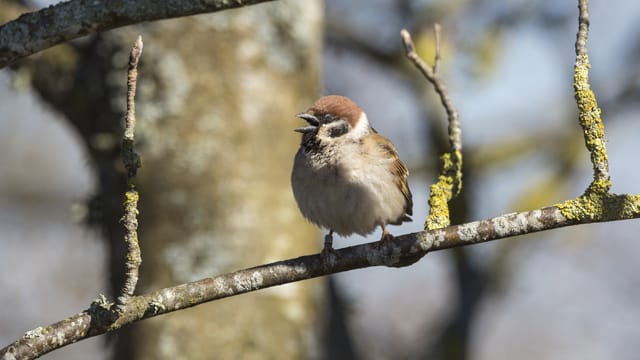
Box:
(366, 132), (413, 220)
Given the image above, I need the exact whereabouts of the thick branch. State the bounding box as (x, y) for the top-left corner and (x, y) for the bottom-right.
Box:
(3, 196), (640, 359)
(0, 0), (276, 68)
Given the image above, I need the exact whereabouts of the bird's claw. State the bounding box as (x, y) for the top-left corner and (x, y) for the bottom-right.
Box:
(380, 226), (395, 243)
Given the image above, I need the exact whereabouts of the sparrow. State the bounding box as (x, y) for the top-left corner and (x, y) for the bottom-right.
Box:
(291, 95), (413, 255)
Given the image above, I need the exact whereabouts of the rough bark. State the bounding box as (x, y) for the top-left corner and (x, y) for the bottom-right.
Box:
(130, 3), (325, 358)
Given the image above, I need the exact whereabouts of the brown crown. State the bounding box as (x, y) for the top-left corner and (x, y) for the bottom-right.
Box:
(305, 95), (363, 128)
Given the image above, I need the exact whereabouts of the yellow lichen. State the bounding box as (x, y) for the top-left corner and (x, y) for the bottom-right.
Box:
(426, 180), (453, 230)
(558, 193), (640, 222)
(573, 53), (610, 190)
(124, 190), (139, 205)
(424, 150), (462, 230)
(556, 52), (617, 222)
(556, 193), (603, 221)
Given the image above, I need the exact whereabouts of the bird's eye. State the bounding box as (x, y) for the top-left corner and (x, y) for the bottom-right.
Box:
(327, 121), (350, 137)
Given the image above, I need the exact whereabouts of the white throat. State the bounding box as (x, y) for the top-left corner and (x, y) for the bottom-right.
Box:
(350, 112), (371, 139)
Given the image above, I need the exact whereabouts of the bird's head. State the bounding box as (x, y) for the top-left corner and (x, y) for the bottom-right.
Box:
(295, 95), (371, 141)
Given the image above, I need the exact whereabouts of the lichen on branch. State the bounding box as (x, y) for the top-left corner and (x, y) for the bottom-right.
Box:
(401, 26), (463, 231)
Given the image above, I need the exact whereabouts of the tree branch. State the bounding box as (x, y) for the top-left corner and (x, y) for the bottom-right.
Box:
(0, 0), (276, 68)
(573, 0), (610, 191)
(401, 27), (463, 230)
(113, 35), (143, 315)
(2, 1), (639, 359)
(575, 0), (590, 56)
(557, 0), (611, 219)
(2, 199), (640, 359)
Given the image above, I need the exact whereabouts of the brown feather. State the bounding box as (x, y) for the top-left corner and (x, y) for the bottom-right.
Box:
(306, 95), (363, 128)
(364, 132), (413, 223)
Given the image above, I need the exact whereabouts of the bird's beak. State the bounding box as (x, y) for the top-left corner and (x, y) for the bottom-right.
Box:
(294, 113), (320, 133)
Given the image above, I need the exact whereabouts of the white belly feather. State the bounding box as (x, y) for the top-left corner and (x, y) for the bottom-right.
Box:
(291, 140), (407, 236)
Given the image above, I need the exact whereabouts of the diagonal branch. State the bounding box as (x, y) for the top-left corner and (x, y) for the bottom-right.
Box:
(401, 26), (463, 230)
(0, 0), (276, 68)
(2, 197), (640, 359)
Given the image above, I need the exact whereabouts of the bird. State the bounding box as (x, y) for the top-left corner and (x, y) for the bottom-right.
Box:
(291, 95), (413, 255)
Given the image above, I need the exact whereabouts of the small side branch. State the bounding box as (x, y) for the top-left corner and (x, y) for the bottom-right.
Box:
(573, 0), (609, 192)
(401, 27), (463, 230)
(113, 36), (143, 315)
(558, 0), (611, 219)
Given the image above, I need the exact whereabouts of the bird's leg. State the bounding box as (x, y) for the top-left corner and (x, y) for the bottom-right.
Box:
(322, 230), (336, 255)
(321, 230), (337, 267)
(379, 224), (394, 242)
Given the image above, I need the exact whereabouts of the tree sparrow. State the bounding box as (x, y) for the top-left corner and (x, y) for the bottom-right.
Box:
(291, 95), (413, 254)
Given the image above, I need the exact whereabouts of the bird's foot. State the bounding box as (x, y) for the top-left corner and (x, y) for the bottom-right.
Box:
(379, 225), (395, 243)
(321, 232), (337, 268)
(321, 244), (337, 257)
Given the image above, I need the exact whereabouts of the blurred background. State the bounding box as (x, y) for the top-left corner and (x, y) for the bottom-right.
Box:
(1, 0), (640, 359)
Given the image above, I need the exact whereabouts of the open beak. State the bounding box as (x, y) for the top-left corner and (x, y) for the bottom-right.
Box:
(294, 113), (320, 133)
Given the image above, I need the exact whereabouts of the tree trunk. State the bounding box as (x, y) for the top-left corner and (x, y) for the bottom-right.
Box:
(25, 1), (325, 358)
(130, 3), (325, 359)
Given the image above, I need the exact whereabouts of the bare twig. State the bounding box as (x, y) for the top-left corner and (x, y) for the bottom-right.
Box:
(433, 24), (442, 75)
(0, 0), (276, 68)
(113, 36), (143, 314)
(123, 36), (143, 146)
(3, 197), (640, 359)
(401, 26), (463, 230)
(575, 0), (590, 56)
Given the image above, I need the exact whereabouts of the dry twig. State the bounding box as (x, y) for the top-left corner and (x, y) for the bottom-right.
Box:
(113, 35), (144, 315)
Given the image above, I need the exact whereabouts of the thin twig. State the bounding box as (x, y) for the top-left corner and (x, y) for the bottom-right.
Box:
(575, 0), (589, 56)
(433, 24), (442, 75)
(401, 27), (463, 230)
(123, 36), (142, 145)
(3, 196), (640, 359)
(401, 27), (460, 150)
(113, 35), (143, 315)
